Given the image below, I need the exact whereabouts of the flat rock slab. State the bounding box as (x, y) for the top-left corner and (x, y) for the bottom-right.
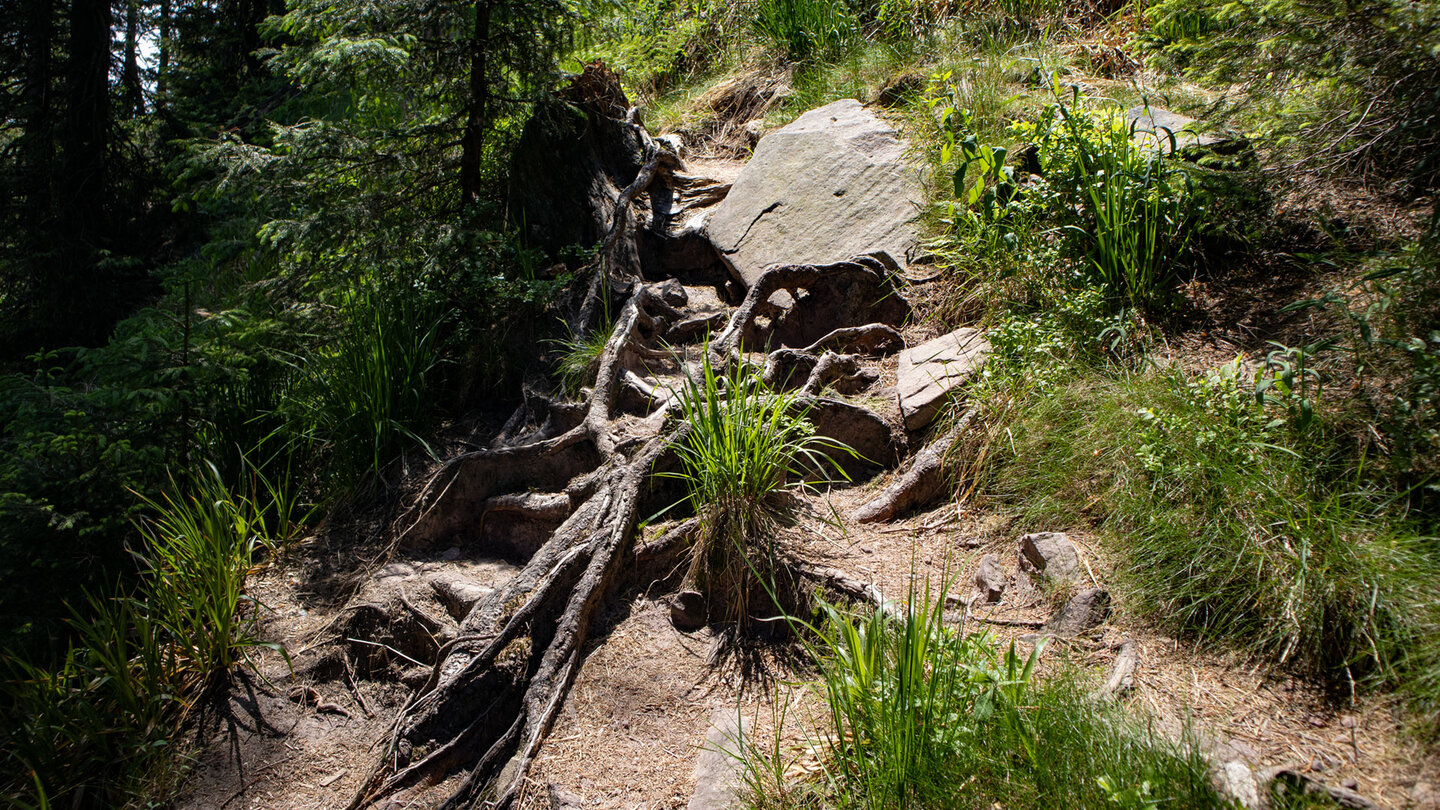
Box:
(896, 327), (990, 431)
(704, 99), (922, 287)
(688, 710), (746, 810)
(1126, 105), (1228, 154)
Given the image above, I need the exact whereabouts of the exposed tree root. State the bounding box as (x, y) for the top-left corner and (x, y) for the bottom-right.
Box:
(852, 408), (977, 523)
(347, 281), (693, 810)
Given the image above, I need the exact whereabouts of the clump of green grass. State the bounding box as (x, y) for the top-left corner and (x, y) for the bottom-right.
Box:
(296, 284), (441, 479)
(549, 324), (611, 398)
(742, 581), (1230, 809)
(751, 0), (859, 63)
(668, 353), (848, 627)
(980, 362), (1440, 713)
(1, 459), (301, 806)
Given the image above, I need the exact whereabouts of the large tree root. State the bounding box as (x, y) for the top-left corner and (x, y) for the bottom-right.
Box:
(852, 408), (977, 523)
(348, 251), (909, 808)
(347, 282), (692, 810)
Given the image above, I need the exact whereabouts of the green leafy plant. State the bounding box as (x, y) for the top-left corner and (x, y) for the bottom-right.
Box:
(550, 322), (612, 398)
(667, 352), (850, 626)
(1043, 98), (1195, 310)
(133, 461), (293, 690)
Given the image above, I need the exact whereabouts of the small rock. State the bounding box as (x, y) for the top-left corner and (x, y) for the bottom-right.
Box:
(1018, 532), (1082, 584)
(1210, 760), (1261, 809)
(974, 554), (1007, 603)
(655, 278), (688, 307)
(1411, 781), (1440, 810)
(1342, 779), (1359, 791)
(548, 784), (584, 809)
(1044, 587), (1110, 637)
(689, 710), (747, 810)
(895, 327), (991, 431)
(439, 546), (463, 561)
(670, 590), (707, 631)
(1125, 105), (1230, 154)
(430, 574), (493, 621)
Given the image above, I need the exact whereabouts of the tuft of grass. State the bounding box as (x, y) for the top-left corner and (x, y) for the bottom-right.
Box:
(133, 461), (293, 691)
(1, 458), (302, 807)
(549, 323), (611, 398)
(751, 0), (858, 63)
(668, 352), (849, 627)
(742, 579), (1231, 809)
(298, 284), (441, 479)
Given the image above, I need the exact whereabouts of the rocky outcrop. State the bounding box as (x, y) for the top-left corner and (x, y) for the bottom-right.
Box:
(704, 100), (922, 287)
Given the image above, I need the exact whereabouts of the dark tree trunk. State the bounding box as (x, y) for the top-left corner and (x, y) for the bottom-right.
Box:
(459, 0), (491, 206)
(54, 0), (111, 341)
(19, 0), (56, 234)
(121, 0), (143, 116)
(157, 0), (170, 100)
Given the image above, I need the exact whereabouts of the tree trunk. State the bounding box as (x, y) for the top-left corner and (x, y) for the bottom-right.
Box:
(157, 0), (170, 100)
(459, 0), (491, 206)
(121, 0), (143, 117)
(19, 0), (56, 235)
(56, 0), (111, 342)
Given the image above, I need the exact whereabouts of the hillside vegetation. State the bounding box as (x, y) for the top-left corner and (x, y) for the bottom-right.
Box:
(1, 0), (1437, 807)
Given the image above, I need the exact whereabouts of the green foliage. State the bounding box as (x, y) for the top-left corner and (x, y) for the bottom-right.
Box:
(744, 586), (1230, 810)
(1, 591), (180, 809)
(927, 85), (1204, 319)
(1019, 96), (1197, 310)
(2, 457), (300, 807)
(570, 0), (733, 96)
(668, 352), (849, 625)
(291, 284), (443, 480)
(1136, 0), (1440, 186)
(550, 324), (612, 398)
(132, 461), (297, 689)
(752, 0), (859, 62)
(981, 364), (1440, 714)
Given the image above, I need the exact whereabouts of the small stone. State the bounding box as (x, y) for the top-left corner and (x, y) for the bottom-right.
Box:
(1342, 779), (1358, 790)
(1018, 532), (1082, 584)
(1125, 105), (1230, 154)
(1411, 781), (1440, 810)
(1044, 587), (1110, 637)
(656, 278), (688, 307)
(439, 546), (463, 561)
(689, 710), (747, 810)
(670, 590), (707, 631)
(1210, 760), (1261, 809)
(974, 554), (1007, 604)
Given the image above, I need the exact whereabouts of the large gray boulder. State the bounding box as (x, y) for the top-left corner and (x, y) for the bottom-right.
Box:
(704, 100), (922, 287)
(895, 327), (990, 431)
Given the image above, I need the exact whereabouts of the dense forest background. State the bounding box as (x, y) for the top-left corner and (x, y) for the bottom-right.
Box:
(0, 0), (1437, 805)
